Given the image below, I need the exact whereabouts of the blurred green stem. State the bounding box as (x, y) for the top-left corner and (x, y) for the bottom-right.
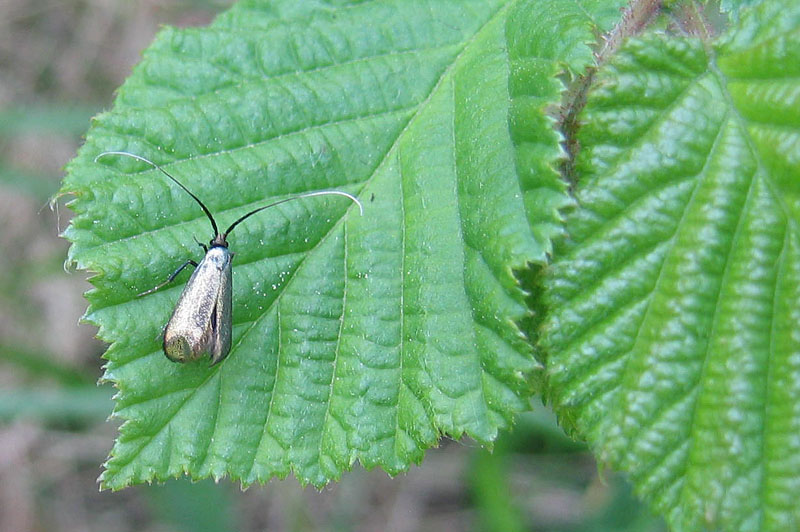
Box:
(0, 386), (112, 423)
(1, 343), (94, 386)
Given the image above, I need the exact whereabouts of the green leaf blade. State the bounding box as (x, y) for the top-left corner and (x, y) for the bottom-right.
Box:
(62, 0), (573, 490)
(541, 1), (800, 529)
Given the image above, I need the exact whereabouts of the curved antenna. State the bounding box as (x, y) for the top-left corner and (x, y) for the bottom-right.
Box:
(224, 190), (364, 237)
(94, 151), (219, 237)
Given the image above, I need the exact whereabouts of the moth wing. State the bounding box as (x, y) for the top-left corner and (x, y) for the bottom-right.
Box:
(209, 255), (233, 366)
(163, 248), (229, 362)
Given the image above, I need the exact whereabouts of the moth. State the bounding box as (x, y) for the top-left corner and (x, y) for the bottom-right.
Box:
(95, 151), (362, 365)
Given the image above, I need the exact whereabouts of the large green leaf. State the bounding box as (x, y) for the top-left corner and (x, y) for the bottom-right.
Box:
(541, 1), (800, 530)
(60, 0), (592, 490)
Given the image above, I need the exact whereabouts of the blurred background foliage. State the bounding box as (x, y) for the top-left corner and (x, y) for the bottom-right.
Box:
(0, 1), (665, 530)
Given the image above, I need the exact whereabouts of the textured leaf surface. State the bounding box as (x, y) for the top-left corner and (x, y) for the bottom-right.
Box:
(60, 0), (586, 489)
(541, 1), (800, 530)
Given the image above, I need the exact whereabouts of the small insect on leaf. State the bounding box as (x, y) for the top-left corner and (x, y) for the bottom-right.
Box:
(95, 151), (363, 365)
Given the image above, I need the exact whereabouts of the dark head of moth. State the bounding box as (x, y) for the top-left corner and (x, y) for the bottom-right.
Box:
(95, 151), (363, 365)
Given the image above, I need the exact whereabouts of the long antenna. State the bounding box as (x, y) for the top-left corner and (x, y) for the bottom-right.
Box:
(224, 190), (364, 237)
(94, 151), (220, 237)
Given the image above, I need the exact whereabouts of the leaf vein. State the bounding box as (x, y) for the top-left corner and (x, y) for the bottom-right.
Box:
(138, 44), (462, 106)
(318, 222), (348, 467)
(616, 108), (729, 451)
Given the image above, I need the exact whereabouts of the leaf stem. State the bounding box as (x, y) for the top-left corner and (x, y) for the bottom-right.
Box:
(559, 0), (663, 187)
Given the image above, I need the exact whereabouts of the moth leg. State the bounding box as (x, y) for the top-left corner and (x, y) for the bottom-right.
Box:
(192, 235), (208, 253)
(137, 259), (198, 297)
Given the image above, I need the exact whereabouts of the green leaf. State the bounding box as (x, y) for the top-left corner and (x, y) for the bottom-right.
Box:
(61, 0), (579, 490)
(541, 1), (800, 530)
